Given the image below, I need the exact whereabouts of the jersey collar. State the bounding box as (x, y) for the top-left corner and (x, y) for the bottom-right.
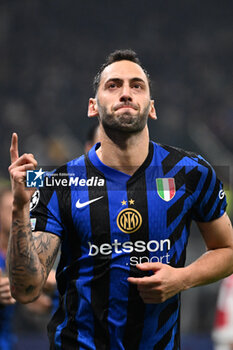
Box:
(87, 142), (154, 184)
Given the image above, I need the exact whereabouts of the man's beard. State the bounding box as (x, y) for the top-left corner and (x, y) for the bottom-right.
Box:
(97, 102), (150, 134)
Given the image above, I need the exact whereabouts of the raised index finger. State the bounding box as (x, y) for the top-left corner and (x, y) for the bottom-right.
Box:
(10, 132), (19, 163)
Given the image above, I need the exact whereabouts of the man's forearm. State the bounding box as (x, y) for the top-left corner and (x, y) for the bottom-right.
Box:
(7, 204), (46, 303)
(183, 247), (233, 291)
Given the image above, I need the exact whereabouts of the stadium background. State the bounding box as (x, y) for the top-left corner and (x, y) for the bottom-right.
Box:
(0, 1), (232, 349)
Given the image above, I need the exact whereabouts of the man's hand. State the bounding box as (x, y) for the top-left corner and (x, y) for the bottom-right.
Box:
(128, 263), (186, 303)
(8, 133), (37, 209)
(0, 269), (16, 305)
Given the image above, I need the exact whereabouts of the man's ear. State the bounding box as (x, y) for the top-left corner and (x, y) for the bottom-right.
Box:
(88, 98), (99, 118)
(148, 100), (157, 120)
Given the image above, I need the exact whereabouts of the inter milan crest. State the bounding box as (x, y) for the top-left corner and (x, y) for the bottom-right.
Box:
(156, 178), (176, 201)
(117, 208), (142, 234)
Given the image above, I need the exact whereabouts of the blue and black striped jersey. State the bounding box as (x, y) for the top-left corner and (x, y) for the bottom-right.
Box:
(30, 141), (227, 350)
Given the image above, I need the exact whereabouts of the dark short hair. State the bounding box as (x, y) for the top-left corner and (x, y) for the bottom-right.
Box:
(93, 49), (151, 95)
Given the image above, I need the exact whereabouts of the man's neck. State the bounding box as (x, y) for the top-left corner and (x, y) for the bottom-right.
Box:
(96, 126), (150, 176)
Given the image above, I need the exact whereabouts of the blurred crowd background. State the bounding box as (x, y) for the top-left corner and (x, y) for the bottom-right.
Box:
(0, 0), (232, 349)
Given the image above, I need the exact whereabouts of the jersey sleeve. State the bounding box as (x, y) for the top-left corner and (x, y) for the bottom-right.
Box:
(192, 160), (227, 222)
(30, 188), (64, 238)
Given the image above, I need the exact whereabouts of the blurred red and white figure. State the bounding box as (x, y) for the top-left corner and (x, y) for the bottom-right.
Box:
(212, 274), (233, 350)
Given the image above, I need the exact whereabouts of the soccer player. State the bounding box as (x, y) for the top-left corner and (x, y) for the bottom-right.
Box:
(8, 50), (233, 349)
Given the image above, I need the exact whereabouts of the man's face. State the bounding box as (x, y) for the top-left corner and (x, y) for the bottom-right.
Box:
(91, 60), (155, 133)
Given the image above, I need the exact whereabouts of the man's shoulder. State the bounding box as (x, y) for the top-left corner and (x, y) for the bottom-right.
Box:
(67, 154), (86, 167)
(50, 154), (86, 175)
(152, 141), (211, 169)
(154, 141), (199, 160)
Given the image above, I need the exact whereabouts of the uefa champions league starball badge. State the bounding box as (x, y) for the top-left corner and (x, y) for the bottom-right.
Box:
(30, 189), (40, 211)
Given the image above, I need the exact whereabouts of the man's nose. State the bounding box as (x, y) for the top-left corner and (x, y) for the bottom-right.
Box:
(119, 85), (132, 102)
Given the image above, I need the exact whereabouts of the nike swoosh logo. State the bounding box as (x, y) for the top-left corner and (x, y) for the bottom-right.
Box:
(76, 196), (104, 209)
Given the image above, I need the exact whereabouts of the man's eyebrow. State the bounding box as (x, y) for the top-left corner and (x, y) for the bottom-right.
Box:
(104, 78), (122, 85)
(104, 77), (146, 85)
(130, 77), (146, 84)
